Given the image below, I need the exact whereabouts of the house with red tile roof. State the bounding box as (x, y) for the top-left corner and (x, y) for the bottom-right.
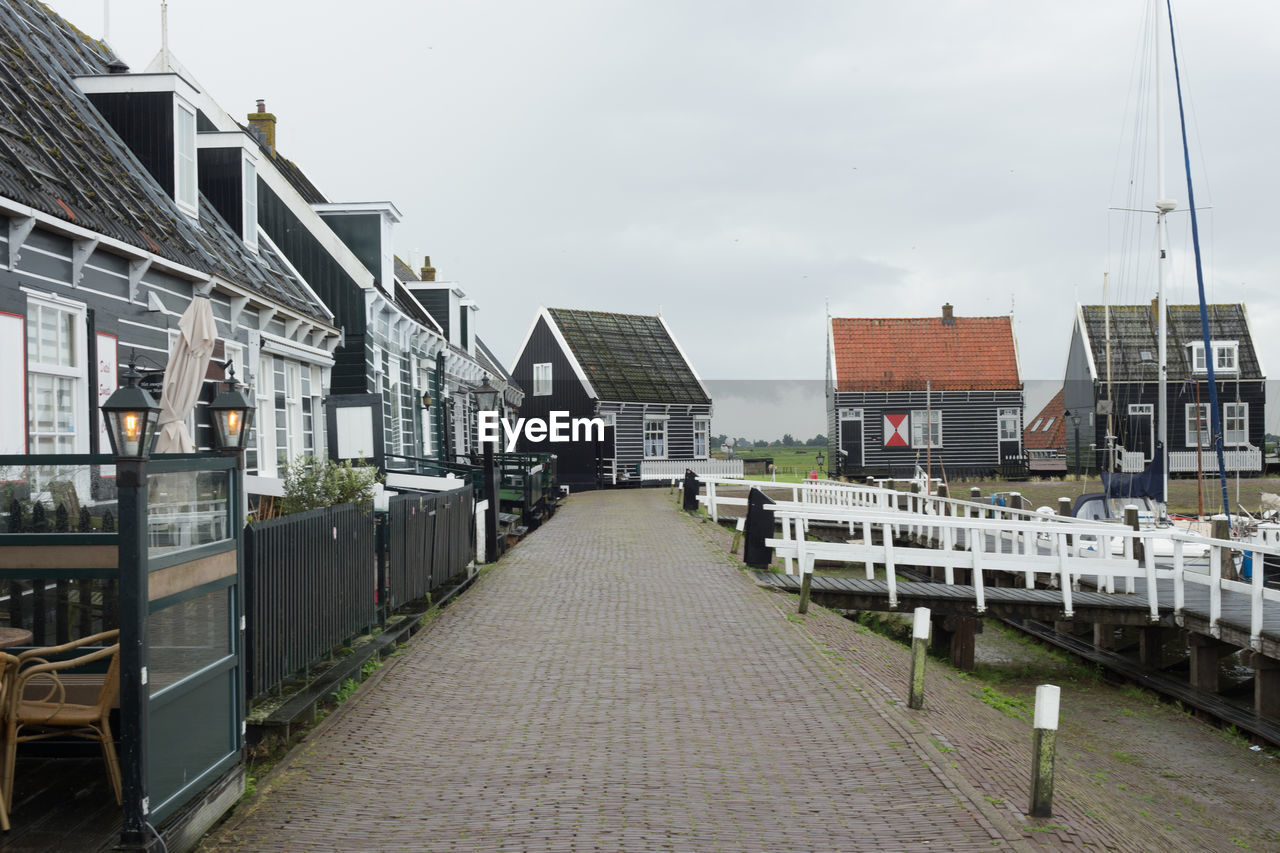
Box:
(1024, 389), (1067, 475)
(825, 304), (1024, 480)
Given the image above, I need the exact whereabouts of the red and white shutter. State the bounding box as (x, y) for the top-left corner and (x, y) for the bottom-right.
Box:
(883, 413), (909, 447)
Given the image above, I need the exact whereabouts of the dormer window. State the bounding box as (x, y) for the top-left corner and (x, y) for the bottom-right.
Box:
(1188, 341), (1238, 374)
(174, 102), (197, 215)
(196, 130), (260, 251)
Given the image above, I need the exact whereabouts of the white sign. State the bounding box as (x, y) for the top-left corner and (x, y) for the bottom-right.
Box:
(335, 406), (375, 459)
(97, 333), (118, 454)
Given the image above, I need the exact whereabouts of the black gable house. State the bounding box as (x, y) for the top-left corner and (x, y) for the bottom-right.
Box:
(1063, 302), (1266, 476)
(0, 0), (339, 497)
(510, 307), (713, 489)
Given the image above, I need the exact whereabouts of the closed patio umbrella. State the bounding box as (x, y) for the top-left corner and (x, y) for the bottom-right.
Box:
(154, 294), (217, 453)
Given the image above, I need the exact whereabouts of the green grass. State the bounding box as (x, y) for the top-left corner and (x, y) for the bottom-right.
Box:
(976, 685), (1030, 721)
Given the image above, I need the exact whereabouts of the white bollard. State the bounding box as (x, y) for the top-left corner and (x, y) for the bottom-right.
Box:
(908, 607), (931, 709)
(1029, 684), (1060, 817)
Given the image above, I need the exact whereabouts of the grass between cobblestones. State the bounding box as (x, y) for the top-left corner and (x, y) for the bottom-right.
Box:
(684, 494), (1280, 852)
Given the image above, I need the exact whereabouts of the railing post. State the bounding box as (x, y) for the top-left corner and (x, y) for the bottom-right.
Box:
(1210, 515), (1229, 636)
(1056, 533), (1074, 617)
(1124, 505), (1140, 594)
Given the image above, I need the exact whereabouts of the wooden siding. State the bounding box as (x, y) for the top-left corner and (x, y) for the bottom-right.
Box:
(257, 181), (366, 395)
(600, 402), (712, 482)
(828, 389), (1023, 478)
(511, 315), (597, 486)
(197, 147), (243, 236)
(317, 212), (381, 283)
(418, 290), (450, 340)
(86, 92), (175, 198)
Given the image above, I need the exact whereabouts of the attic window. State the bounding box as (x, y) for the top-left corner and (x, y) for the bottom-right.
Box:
(174, 103), (197, 216)
(1042, 417), (1055, 432)
(1029, 418), (1043, 432)
(1188, 341), (1238, 374)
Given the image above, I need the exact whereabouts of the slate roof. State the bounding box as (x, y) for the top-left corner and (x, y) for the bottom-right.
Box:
(831, 315), (1020, 392)
(245, 127), (328, 205)
(0, 0), (330, 324)
(476, 337), (520, 392)
(547, 308), (710, 405)
(1078, 304), (1262, 382)
(1023, 388), (1065, 452)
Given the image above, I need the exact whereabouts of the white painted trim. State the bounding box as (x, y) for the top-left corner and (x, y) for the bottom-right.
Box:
(657, 315), (711, 402)
(1076, 303), (1099, 381)
(828, 315), (839, 389)
(311, 201), (403, 222)
(254, 163), (377, 291)
(0, 195), (205, 282)
(195, 130), (260, 158)
(260, 331), (335, 366)
(73, 71), (200, 100)
(534, 307), (597, 399)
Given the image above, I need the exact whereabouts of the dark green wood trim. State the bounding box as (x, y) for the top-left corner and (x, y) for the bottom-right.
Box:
(150, 655), (237, 710)
(0, 533), (118, 546)
(0, 568), (118, 580)
(148, 574), (235, 612)
(147, 539), (236, 573)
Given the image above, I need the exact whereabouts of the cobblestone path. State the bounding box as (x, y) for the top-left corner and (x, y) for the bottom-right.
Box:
(205, 489), (1023, 851)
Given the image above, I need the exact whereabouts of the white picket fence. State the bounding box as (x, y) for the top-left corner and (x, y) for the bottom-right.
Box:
(640, 459), (743, 481)
(695, 476), (1280, 649)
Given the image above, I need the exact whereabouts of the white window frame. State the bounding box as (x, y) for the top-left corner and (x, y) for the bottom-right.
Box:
(910, 409), (942, 449)
(998, 408), (1020, 442)
(25, 294), (87, 455)
(1185, 403), (1211, 448)
(174, 100), (198, 217)
(242, 155), (258, 251)
(692, 418), (710, 459)
(533, 362), (552, 396)
(643, 416), (668, 459)
(254, 353), (274, 476)
(1189, 341), (1239, 374)
(1224, 402), (1248, 446)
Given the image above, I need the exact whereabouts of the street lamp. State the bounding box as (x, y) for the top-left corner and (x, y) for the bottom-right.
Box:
(100, 354), (161, 460)
(815, 450), (826, 475)
(473, 377), (501, 562)
(208, 364), (255, 452)
(99, 351), (161, 849)
(1070, 412), (1082, 479)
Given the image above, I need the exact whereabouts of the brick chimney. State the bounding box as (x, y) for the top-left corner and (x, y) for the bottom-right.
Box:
(941, 303), (955, 325)
(420, 256), (436, 282)
(248, 99), (276, 155)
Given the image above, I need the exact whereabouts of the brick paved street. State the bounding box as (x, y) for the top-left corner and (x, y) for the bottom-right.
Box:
(204, 489), (1023, 851)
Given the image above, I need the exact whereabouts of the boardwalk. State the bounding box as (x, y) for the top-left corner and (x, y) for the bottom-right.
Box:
(204, 489), (1018, 851)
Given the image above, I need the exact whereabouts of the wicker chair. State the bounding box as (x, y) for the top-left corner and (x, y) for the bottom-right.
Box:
(2, 630), (122, 812)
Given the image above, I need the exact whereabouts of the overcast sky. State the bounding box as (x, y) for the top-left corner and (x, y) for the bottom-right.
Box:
(46, 1), (1280, 439)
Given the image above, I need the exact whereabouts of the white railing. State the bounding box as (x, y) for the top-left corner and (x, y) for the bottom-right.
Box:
(771, 500), (1277, 649)
(1118, 450), (1146, 473)
(641, 459), (744, 480)
(694, 475), (1279, 648)
(1168, 446), (1262, 473)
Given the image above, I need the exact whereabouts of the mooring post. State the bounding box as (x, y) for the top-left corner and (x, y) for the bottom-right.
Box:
(1057, 497), (1072, 547)
(682, 469), (699, 512)
(1028, 684), (1060, 818)
(908, 607), (930, 709)
(969, 486), (981, 502)
(1125, 505), (1143, 573)
(797, 564), (813, 616)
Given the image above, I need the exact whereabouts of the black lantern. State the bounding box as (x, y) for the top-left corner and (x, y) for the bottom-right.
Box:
(474, 376), (500, 413)
(209, 364), (256, 452)
(815, 450), (826, 470)
(100, 354), (161, 460)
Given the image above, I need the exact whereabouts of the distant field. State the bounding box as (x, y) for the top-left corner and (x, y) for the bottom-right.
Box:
(723, 446), (1280, 516)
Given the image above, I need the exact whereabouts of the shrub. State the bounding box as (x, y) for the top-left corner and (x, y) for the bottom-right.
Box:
(277, 456), (382, 516)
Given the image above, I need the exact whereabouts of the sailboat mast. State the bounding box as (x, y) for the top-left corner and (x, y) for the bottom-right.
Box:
(1154, 0), (1173, 513)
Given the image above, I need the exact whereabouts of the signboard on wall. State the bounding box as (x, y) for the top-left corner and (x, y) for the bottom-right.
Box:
(97, 332), (118, 455)
(0, 312), (24, 454)
(883, 413), (909, 447)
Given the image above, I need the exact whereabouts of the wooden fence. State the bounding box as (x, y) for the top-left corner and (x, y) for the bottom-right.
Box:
(243, 503), (377, 699)
(385, 489), (474, 610)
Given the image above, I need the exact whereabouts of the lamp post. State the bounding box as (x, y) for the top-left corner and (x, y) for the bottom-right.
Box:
(815, 450), (826, 476)
(100, 353), (161, 850)
(474, 377), (501, 562)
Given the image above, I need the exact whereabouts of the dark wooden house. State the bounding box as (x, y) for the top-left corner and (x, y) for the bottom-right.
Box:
(1024, 388), (1067, 475)
(0, 1), (340, 498)
(510, 307), (713, 489)
(1063, 303), (1265, 476)
(825, 304), (1024, 480)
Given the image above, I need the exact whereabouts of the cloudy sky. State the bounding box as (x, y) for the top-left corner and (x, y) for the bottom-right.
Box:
(45, 1), (1280, 439)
